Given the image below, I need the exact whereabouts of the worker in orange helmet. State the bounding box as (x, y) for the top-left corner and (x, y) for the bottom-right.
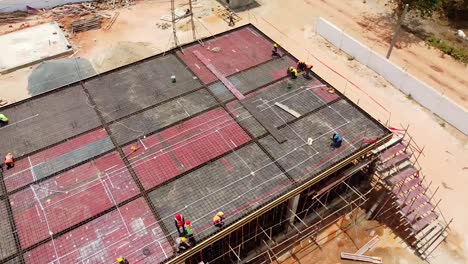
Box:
(174, 213), (186, 236)
(297, 60), (314, 79)
(212, 211), (225, 228)
(4, 152), (14, 170)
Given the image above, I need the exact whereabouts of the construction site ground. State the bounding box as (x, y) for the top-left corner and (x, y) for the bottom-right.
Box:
(0, 0), (467, 263)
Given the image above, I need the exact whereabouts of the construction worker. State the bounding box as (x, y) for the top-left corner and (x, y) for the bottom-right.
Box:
(297, 61), (314, 79)
(272, 43), (281, 57)
(117, 257), (129, 264)
(331, 133), (343, 148)
(213, 211), (225, 228)
(185, 220), (193, 237)
(0, 113), (8, 127)
(176, 237), (191, 253)
(228, 12), (235, 27)
(174, 213), (186, 236)
(287, 66), (298, 79)
(4, 153), (14, 170)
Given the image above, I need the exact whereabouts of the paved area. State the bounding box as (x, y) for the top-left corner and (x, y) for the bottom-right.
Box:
(0, 25), (389, 264)
(0, 22), (72, 74)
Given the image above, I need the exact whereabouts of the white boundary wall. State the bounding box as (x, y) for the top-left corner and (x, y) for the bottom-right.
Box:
(316, 17), (468, 135)
(0, 0), (92, 13)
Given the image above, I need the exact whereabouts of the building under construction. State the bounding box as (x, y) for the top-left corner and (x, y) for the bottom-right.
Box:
(0, 25), (449, 264)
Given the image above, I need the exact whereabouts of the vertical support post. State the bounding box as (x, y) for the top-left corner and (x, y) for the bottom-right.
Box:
(287, 195), (301, 231)
(387, 4), (409, 59)
(171, 0), (180, 50)
(188, 0), (196, 40)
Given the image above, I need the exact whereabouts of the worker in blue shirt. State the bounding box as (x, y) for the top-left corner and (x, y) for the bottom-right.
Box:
(331, 133), (342, 148)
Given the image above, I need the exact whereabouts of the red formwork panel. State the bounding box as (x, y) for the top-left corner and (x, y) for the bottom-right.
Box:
(177, 27), (273, 84)
(127, 108), (251, 190)
(24, 198), (173, 264)
(3, 129), (109, 192)
(10, 152), (138, 249)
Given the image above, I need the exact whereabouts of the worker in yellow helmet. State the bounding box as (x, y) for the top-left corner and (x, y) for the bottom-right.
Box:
(272, 43), (281, 57)
(287, 66), (298, 79)
(117, 257), (129, 264)
(176, 236), (191, 253)
(213, 211), (225, 228)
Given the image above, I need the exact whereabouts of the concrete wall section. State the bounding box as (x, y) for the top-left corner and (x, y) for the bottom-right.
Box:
(316, 17), (468, 135)
(0, 0), (92, 13)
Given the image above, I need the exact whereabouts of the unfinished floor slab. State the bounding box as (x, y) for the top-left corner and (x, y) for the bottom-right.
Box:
(10, 151), (137, 248)
(0, 85), (101, 157)
(0, 199), (17, 261)
(23, 198), (172, 264)
(148, 143), (291, 242)
(85, 54), (203, 122)
(0, 22), (72, 74)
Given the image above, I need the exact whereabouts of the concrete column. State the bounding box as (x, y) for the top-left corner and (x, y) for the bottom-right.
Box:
(287, 194), (300, 230)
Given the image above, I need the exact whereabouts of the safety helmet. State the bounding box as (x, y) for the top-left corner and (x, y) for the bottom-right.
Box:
(289, 66), (293, 70)
(7, 152), (12, 156)
(175, 213), (182, 220)
(117, 257), (124, 263)
(217, 212), (224, 217)
(185, 220), (191, 226)
(300, 61), (305, 64)
(181, 237), (187, 242)
(273, 43), (278, 47)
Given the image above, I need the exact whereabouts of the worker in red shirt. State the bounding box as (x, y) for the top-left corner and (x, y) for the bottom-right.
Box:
(174, 213), (186, 235)
(297, 61), (314, 79)
(4, 152), (14, 170)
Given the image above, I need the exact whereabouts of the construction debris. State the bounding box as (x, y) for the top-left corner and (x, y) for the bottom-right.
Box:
(216, 8), (241, 24)
(105, 12), (119, 30)
(156, 22), (171, 30)
(355, 236), (380, 255)
(209, 46), (222, 52)
(340, 252), (382, 263)
(0, 99), (8, 106)
(0, 12), (29, 26)
(160, 8), (191, 22)
(70, 16), (103, 33)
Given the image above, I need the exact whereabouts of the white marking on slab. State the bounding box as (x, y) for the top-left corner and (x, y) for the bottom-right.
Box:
(274, 102), (301, 118)
(139, 138), (148, 150)
(0, 114), (39, 130)
(194, 63), (201, 69)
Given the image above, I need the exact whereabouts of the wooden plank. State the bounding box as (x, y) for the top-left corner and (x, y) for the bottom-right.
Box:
(193, 50), (245, 100)
(341, 252), (382, 263)
(355, 236), (380, 255)
(274, 102), (301, 118)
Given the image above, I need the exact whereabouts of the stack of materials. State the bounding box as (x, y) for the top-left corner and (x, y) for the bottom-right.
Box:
(70, 16), (102, 33)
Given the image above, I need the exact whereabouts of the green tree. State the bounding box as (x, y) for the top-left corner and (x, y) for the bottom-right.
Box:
(394, 0), (442, 17)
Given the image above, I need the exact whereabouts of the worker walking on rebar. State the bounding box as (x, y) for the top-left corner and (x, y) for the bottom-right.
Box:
(272, 43), (281, 57)
(213, 211), (225, 228)
(331, 133), (343, 148)
(228, 12), (235, 27)
(4, 152), (14, 170)
(287, 66), (298, 79)
(297, 61), (314, 79)
(174, 213), (186, 236)
(0, 113), (8, 127)
(117, 257), (129, 264)
(185, 220), (197, 245)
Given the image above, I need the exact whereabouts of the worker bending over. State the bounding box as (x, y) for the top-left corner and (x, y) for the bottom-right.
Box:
(4, 153), (14, 170)
(0, 113), (8, 127)
(117, 257), (129, 264)
(174, 213), (186, 236)
(213, 211), (225, 228)
(331, 133), (343, 148)
(297, 61), (314, 79)
(287, 66), (298, 79)
(176, 237), (191, 253)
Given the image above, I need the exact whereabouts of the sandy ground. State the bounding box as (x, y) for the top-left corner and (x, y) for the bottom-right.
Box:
(0, 0), (467, 262)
